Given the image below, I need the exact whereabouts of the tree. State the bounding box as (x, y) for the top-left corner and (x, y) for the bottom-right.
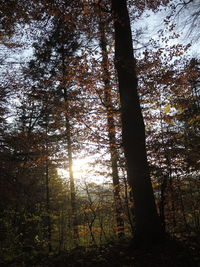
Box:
(111, 0), (164, 246)
(25, 15), (81, 245)
(98, 11), (125, 239)
(1, 0), (200, 256)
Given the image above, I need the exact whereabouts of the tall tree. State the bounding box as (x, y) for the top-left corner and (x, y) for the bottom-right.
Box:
(26, 16), (81, 245)
(111, 0), (164, 246)
(98, 14), (125, 238)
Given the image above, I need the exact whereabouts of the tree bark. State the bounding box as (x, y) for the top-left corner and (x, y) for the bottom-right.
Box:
(111, 0), (164, 246)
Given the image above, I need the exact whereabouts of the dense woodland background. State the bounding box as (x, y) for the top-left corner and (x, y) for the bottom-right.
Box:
(0, 0), (200, 266)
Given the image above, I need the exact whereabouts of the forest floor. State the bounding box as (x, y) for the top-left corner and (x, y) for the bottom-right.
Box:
(2, 234), (200, 267)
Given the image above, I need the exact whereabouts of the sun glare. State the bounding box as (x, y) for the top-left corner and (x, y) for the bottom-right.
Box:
(57, 157), (106, 184)
(58, 158), (90, 180)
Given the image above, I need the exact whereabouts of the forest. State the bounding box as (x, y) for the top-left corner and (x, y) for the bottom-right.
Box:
(0, 0), (200, 266)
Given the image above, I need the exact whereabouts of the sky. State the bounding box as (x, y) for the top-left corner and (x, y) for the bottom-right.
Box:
(133, 2), (200, 58)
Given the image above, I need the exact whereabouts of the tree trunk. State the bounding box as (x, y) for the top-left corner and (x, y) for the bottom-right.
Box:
(45, 123), (52, 252)
(60, 41), (79, 246)
(64, 90), (79, 246)
(99, 17), (125, 239)
(111, 0), (164, 246)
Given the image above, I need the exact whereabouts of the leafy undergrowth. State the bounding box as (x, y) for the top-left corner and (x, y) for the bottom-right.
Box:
(2, 235), (200, 267)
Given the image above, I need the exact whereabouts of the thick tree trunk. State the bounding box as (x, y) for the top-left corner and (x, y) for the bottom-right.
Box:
(99, 18), (125, 239)
(111, 0), (164, 246)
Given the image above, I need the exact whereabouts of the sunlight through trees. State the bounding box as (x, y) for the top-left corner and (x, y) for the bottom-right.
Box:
(0, 0), (199, 266)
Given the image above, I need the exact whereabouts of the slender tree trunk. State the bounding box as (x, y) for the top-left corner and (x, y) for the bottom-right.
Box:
(59, 209), (64, 252)
(99, 17), (125, 239)
(84, 182), (97, 245)
(45, 124), (52, 252)
(60, 42), (79, 246)
(158, 94), (169, 232)
(45, 162), (52, 252)
(64, 92), (79, 246)
(111, 0), (164, 246)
